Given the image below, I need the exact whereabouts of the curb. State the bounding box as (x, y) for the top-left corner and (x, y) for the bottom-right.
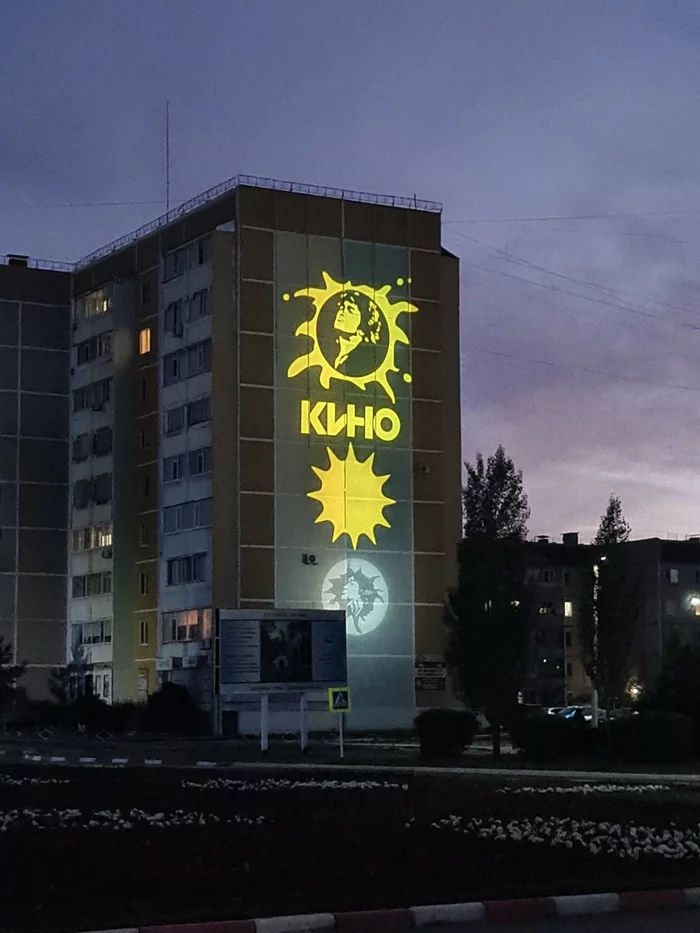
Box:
(80, 887), (700, 932)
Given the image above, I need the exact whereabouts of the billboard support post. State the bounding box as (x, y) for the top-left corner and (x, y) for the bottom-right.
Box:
(300, 694), (308, 753)
(260, 694), (269, 752)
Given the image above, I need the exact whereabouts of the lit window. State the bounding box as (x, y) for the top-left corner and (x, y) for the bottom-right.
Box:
(564, 600), (573, 618)
(668, 568), (679, 584)
(139, 328), (152, 355)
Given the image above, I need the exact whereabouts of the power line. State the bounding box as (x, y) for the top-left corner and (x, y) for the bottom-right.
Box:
(453, 255), (700, 334)
(445, 228), (700, 321)
(444, 208), (700, 225)
(466, 345), (700, 395)
(0, 200), (166, 211)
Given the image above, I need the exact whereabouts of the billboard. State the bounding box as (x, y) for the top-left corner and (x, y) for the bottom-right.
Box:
(274, 233), (417, 726)
(217, 609), (347, 693)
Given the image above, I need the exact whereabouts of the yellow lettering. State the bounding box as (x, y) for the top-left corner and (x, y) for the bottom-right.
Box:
(374, 408), (401, 442)
(300, 399), (310, 434)
(308, 402), (326, 435)
(346, 403), (364, 438)
(364, 406), (374, 440)
(325, 402), (347, 437)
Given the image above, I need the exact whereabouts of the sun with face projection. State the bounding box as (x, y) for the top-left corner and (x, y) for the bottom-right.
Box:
(308, 443), (395, 548)
(286, 272), (417, 403)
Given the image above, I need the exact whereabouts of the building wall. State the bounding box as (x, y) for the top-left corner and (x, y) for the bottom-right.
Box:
(229, 186), (458, 728)
(0, 263), (70, 698)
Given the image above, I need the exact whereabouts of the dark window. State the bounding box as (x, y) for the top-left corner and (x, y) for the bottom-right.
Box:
(142, 474), (150, 498)
(139, 571), (149, 595)
(94, 472), (112, 505)
(565, 631), (572, 648)
(164, 301), (182, 335)
(141, 281), (151, 305)
(165, 406), (185, 435)
(188, 446), (211, 476)
(139, 428), (148, 450)
(163, 453), (185, 482)
(141, 379), (147, 403)
(72, 575), (87, 598)
(566, 662), (573, 677)
(563, 571), (571, 585)
(73, 478), (93, 510)
(139, 523), (149, 546)
(187, 396), (211, 426)
(139, 619), (149, 645)
(72, 434), (90, 463)
(92, 426), (113, 456)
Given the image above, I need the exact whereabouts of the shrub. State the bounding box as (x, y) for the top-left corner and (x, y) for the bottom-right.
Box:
(141, 683), (209, 736)
(414, 708), (478, 759)
(609, 710), (694, 764)
(510, 711), (597, 762)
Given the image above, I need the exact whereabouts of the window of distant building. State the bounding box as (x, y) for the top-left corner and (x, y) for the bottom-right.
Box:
(139, 327), (152, 355)
(564, 600), (573, 618)
(566, 662), (573, 677)
(538, 569), (555, 585)
(565, 631), (572, 648)
(668, 568), (680, 584)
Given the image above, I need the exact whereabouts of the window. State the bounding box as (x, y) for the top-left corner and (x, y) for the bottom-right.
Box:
(538, 569), (555, 584)
(563, 571), (571, 585)
(566, 662), (573, 677)
(668, 568), (680, 584)
(141, 281), (151, 305)
(72, 433), (89, 463)
(187, 396), (211, 426)
(75, 288), (112, 321)
(71, 523), (112, 551)
(164, 301), (183, 335)
(165, 406), (185, 435)
(76, 332), (112, 366)
(162, 608), (212, 642)
(138, 523), (149, 547)
(139, 571), (149, 595)
(188, 445), (211, 476)
(166, 553), (207, 585)
(196, 236), (212, 266)
(666, 598), (678, 616)
(71, 572), (111, 597)
(163, 340), (212, 385)
(73, 478), (93, 510)
(163, 453), (185, 482)
(141, 379), (148, 403)
(139, 328), (152, 355)
(94, 472), (112, 505)
(142, 474), (151, 498)
(137, 668), (149, 701)
(92, 426), (113, 456)
(188, 289), (211, 322)
(163, 498), (213, 534)
(565, 630), (572, 648)
(74, 618), (112, 646)
(696, 570), (700, 585)
(564, 600), (573, 618)
(139, 428), (148, 451)
(163, 246), (188, 281)
(73, 378), (112, 413)
(139, 619), (149, 646)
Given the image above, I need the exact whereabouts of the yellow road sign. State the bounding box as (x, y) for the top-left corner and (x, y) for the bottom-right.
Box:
(328, 686), (351, 713)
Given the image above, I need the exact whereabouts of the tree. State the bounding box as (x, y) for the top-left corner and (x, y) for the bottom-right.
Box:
(0, 637), (26, 721)
(593, 494), (631, 546)
(463, 445), (530, 540)
(644, 639), (700, 753)
(445, 446), (533, 759)
(579, 496), (639, 719)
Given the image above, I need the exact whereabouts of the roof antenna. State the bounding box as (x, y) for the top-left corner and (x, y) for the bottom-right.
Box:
(166, 100), (171, 213)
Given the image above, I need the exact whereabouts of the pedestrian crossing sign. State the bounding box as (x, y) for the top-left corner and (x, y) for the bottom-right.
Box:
(328, 687), (351, 713)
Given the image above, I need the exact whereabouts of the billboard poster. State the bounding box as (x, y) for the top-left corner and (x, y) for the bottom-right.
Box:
(274, 233), (417, 726)
(218, 609), (346, 692)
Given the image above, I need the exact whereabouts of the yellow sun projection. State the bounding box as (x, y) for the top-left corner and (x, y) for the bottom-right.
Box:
(308, 443), (396, 549)
(286, 272), (417, 403)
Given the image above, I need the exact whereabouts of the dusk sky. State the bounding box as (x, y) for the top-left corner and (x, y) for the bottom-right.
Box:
(2, 1), (700, 543)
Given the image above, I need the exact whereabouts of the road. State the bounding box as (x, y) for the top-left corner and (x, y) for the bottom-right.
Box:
(424, 911), (700, 932)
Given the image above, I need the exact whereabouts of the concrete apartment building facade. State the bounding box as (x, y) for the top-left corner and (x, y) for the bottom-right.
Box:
(522, 534), (700, 707)
(0, 256), (71, 698)
(0, 176), (461, 729)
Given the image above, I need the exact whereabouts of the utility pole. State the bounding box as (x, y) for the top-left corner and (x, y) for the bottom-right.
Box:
(591, 561), (600, 728)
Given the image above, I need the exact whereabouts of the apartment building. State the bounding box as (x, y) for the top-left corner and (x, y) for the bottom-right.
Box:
(61, 175), (462, 728)
(521, 534), (700, 706)
(0, 255), (71, 698)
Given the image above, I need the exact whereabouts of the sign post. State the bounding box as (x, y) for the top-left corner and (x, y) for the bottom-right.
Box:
(260, 694), (269, 752)
(300, 694), (308, 753)
(328, 687), (351, 760)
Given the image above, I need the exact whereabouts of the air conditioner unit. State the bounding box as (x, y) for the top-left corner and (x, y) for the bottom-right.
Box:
(101, 547), (113, 559)
(184, 656), (198, 668)
(92, 403), (104, 412)
(155, 657), (173, 672)
(199, 638), (212, 650)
